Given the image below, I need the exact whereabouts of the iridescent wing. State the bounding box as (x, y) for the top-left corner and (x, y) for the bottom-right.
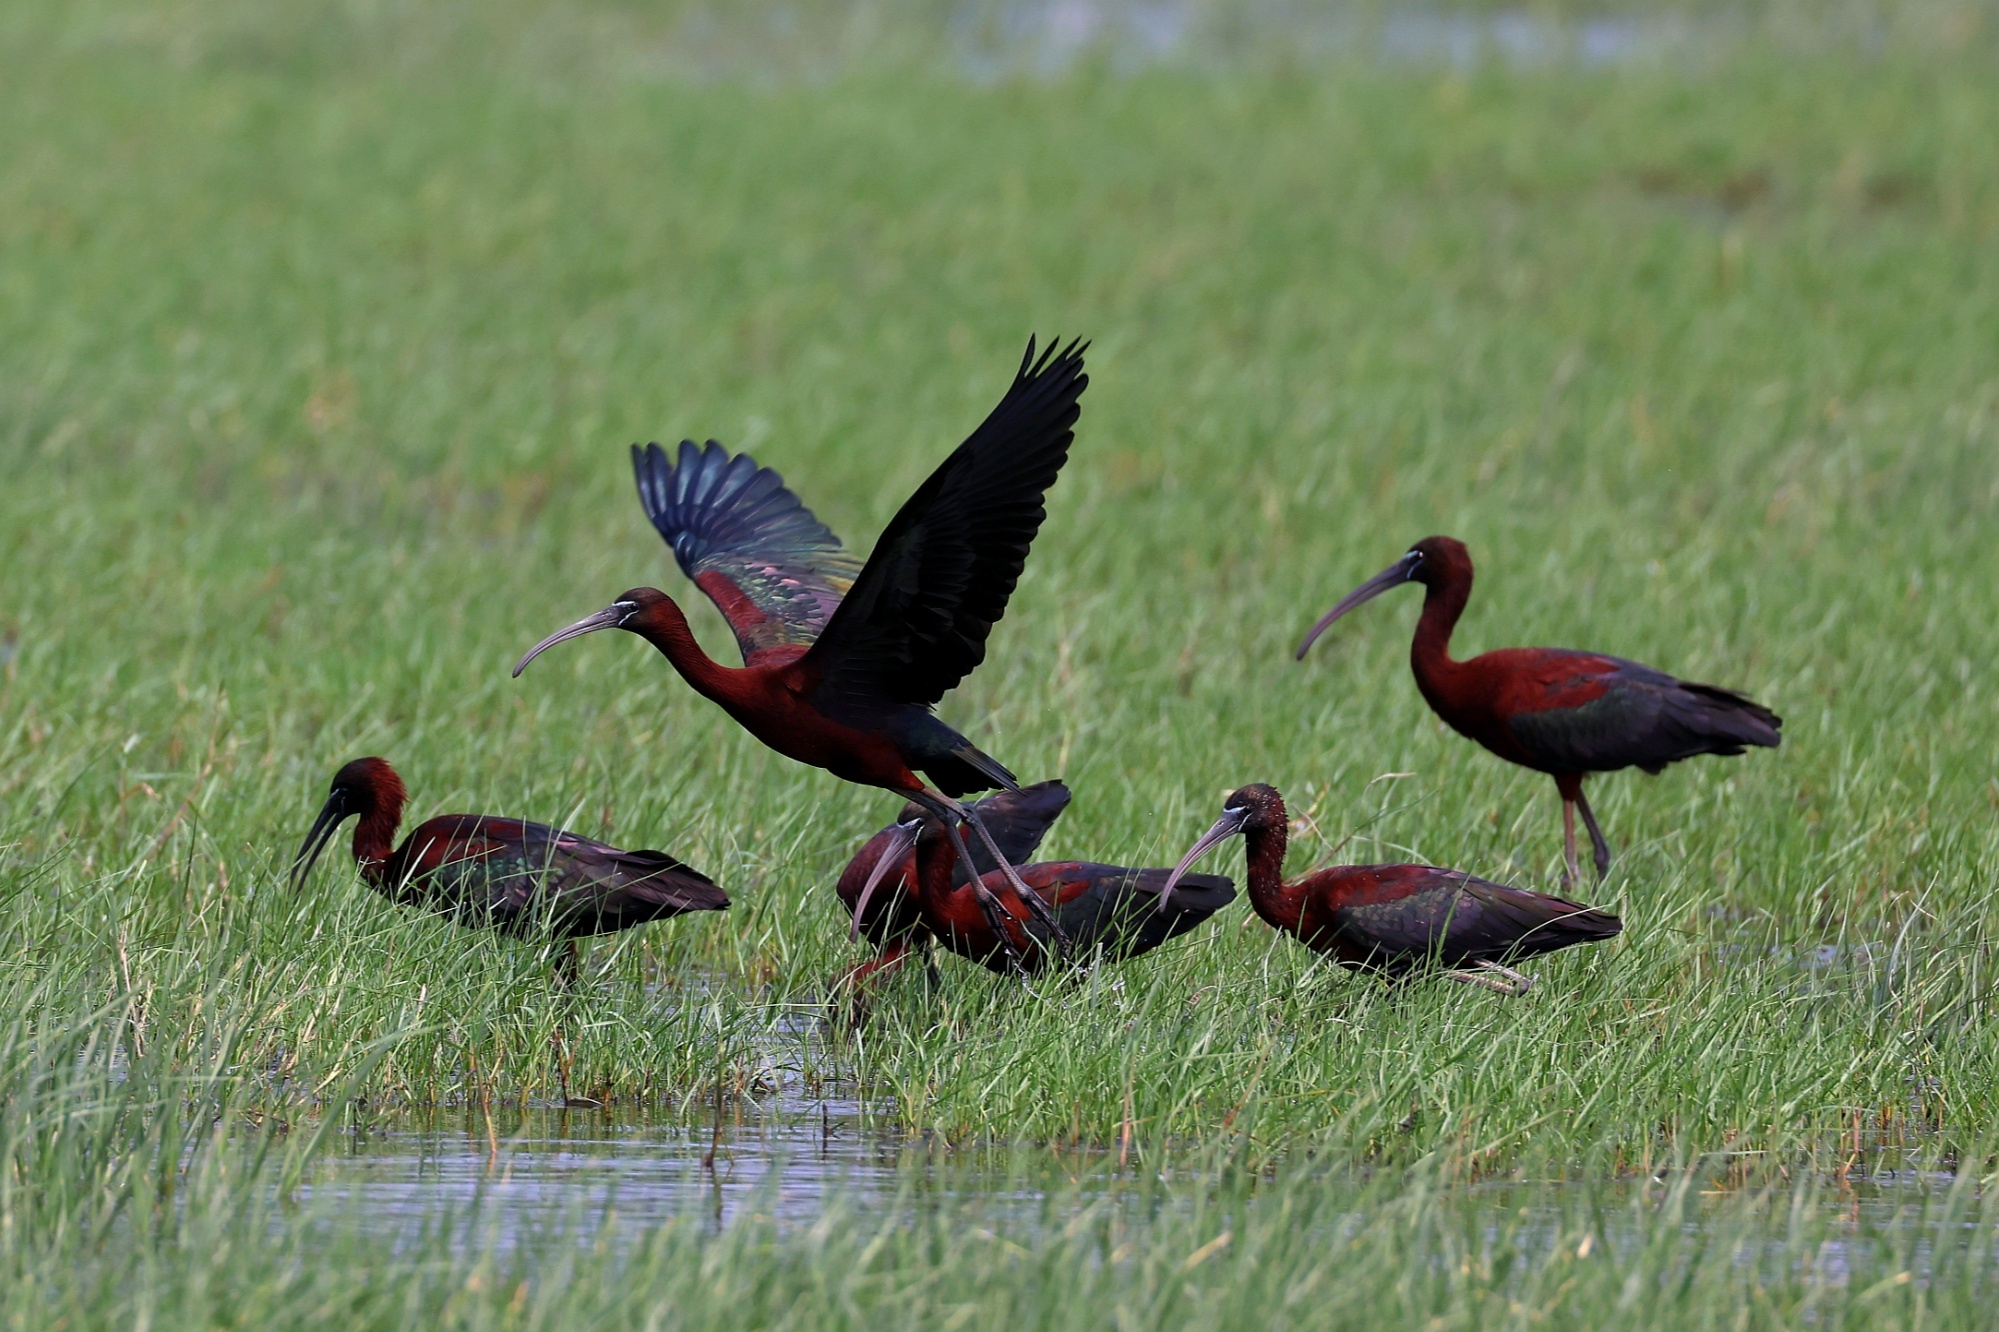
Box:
(632, 440), (864, 668)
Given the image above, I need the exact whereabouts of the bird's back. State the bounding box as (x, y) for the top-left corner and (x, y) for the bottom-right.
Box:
(390, 815), (728, 938)
(965, 861), (1234, 971)
(1300, 863), (1619, 973)
(1477, 648), (1781, 775)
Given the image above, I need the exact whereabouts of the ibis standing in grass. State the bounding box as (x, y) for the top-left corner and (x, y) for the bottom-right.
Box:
(852, 798), (1237, 976)
(835, 779), (1073, 996)
(1296, 536), (1781, 885)
(291, 757), (728, 980)
(1159, 784), (1620, 994)
(515, 337), (1087, 948)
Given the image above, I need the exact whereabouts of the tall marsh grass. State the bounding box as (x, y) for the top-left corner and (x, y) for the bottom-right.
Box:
(3, 0), (1998, 1320)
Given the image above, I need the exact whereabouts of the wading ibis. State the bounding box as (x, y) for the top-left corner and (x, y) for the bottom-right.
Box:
(1159, 784), (1619, 994)
(1296, 536), (1781, 885)
(515, 337), (1087, 948)
(835, 779), (1072, 998)
(291, 757), (728, 980)
(855, 799), (1237, 976)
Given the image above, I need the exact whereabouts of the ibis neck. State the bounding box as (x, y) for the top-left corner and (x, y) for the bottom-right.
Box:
(630, 598), (746, 704)
(1410, 572), (1473, 703)
(915, 826), (960, 910)
(1241, 822), (1303, 935)
(351, 800), (403, 885)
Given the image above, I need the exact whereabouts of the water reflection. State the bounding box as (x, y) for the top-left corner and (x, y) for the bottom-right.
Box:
(298, 1096), (1124, 1244)
(297, 1088), (1965, 1278)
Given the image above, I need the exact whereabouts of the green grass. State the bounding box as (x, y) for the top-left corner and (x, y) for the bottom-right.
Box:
(5, 0), (1999, 1323)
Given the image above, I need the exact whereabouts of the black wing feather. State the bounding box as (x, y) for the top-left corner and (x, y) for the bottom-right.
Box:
(952, 780), (1071, 883)
(804, 338), (1088, 723)
(1041, 867), (1236, 959)
(415, 819), (729, 938)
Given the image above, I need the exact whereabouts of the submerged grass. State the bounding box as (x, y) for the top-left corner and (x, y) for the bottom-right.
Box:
(2, 984), (1996, 1328)
(4, 0), (1999, 1321)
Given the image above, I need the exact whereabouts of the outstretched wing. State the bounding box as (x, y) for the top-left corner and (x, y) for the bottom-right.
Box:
(802, 337), (1088, 724)
(1500, 652), (1782, 775)
(632, 440), (864, 668)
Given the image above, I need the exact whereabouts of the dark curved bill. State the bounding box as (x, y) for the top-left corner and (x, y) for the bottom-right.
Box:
(851, 821), (920, 943)
(513, 605), (628, 678)
(1295, 552), (1423, 660)
(291, 796), (351, 890)
(1157, 805), (1251, 912)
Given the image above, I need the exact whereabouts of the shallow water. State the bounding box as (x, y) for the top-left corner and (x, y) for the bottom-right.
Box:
(652, 0), (1748, 85)
(949, 1), (1702, 78)
(296, 1087), (1970, 1282)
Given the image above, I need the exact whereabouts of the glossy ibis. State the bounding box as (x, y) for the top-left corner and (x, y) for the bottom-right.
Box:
(855, 800), (1236, 976)
(1296, 536), (1781, 885)
(291, 757), (728, 979)
(1159, 783), (1620, 994)
(515, 337), (1087, 947)
(833, 779), (1070, 1005)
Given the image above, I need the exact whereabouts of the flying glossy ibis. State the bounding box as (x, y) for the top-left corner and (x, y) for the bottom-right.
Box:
(515, 337), (1087, 948)
(855, 798), (1237, 976)
(1159, 784), (1619, 994)
(1296, 536), (1781, 885)
(291, 757), (728, 980)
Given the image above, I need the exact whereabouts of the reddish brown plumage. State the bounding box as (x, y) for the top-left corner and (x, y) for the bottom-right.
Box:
(1161, 784), (1620, 987)
(835, 781), (1074, 960)
(515, 339), (1090, 948)
(291, 758), (728, 951)
(881, 803), (1235, 976)
(1298, 535), (1781, 883)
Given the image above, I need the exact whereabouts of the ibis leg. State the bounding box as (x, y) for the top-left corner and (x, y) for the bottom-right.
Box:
(909, 787), (1071, 956)
(555, 939), (582, 989)
(918, 802), (1028, 971)
(962, 807), (1071, 953)
(1574, 787), (1612, 882)
(924, 939), (943, 991)
(1560, 799), (1580, 889)
(967, 881), (1032, 975)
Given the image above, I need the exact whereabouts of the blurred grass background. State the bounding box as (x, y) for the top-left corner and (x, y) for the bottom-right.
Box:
(2, 0), (1999, 1321)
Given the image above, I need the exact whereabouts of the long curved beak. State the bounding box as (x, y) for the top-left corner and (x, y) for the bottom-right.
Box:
(851, 820), (921, 943)
(291, 795), (352, 890)
(514, 604), (630, 678)
(1157, 805), (1250, 912)
(1295, 552), (1422, 660)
